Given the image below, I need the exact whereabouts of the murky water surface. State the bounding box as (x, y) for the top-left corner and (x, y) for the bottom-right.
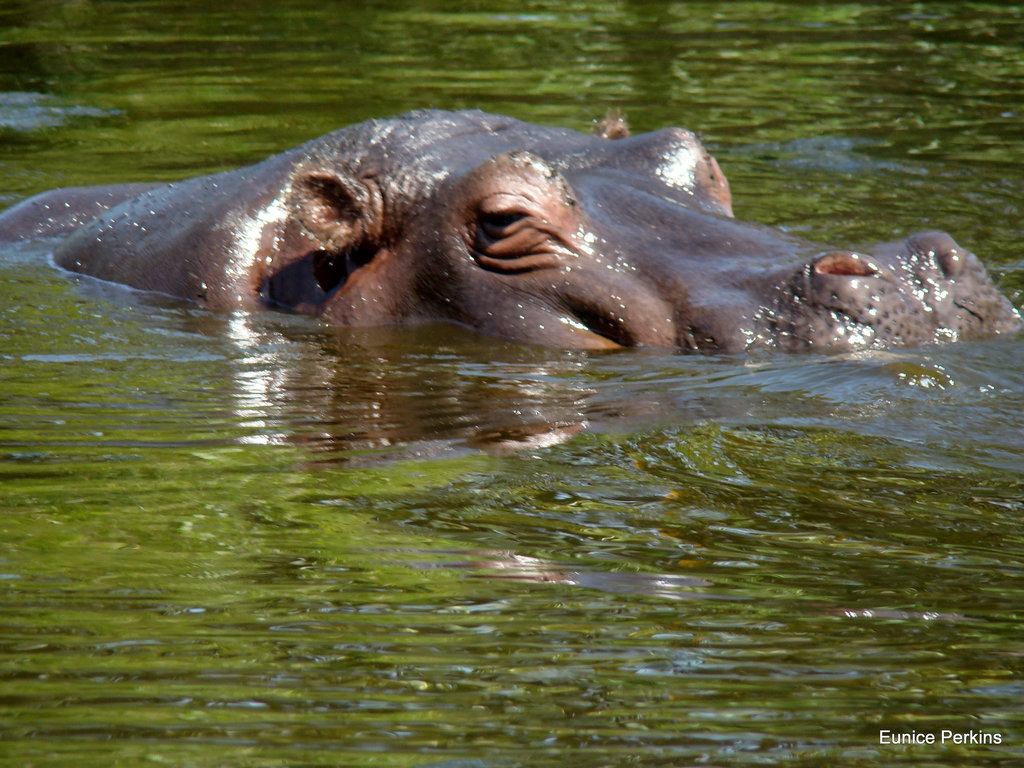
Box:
(2, 2), (1023, 766)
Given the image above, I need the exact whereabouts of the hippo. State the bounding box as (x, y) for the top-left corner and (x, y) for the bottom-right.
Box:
(0, 109), (1019, 351)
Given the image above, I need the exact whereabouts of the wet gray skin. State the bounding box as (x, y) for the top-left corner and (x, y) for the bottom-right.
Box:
(0, 109), (1019, 352)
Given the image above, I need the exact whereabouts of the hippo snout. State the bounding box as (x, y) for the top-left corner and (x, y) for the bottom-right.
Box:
(765, 230), (1022, 351)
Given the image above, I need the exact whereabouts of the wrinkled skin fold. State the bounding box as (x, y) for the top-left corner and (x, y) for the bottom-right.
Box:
(0, 109), (1019, 352)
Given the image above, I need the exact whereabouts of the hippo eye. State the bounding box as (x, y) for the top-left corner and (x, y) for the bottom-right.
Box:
(479, 210), (528, 240)
(471, 207), (566, 273)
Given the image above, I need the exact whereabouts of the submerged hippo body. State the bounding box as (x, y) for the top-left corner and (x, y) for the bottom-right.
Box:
(1, 109), (1019, 351)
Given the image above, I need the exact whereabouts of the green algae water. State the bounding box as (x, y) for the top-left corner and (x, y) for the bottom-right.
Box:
(2, 2), (1023, 766)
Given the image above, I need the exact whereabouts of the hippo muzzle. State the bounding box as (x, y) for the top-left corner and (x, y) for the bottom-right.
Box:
(765, 231), (1023, 352)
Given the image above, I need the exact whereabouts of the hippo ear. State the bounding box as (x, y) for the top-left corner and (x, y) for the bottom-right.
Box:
(272, 168), (384, 299)
(593, 108), (630, 140)
(292, 169), (381, 249)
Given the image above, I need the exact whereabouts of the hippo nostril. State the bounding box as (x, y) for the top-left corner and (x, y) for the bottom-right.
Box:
(909, 231), (967, 277)
(937, 248), (965, 278)
(812, 251), (877, 277)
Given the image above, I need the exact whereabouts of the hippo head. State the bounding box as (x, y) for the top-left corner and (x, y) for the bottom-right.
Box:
(267, 110), (1020, 352)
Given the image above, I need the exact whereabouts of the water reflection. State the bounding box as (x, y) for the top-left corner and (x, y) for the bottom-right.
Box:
(0, 91), (119, 131)
(411, 548), (717, 598)
(202, 300), (1024, 473)
(218, 311), (601, 460)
